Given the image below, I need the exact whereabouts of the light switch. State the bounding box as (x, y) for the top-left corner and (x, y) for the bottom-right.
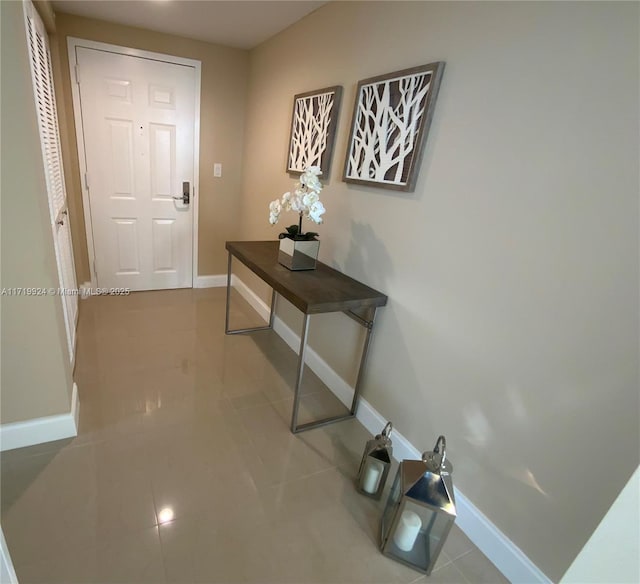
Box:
(214, 163), (222, 178)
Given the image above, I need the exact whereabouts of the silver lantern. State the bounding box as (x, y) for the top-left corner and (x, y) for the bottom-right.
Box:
(356, 422), (393, 499)
(380, 435), (456, 575)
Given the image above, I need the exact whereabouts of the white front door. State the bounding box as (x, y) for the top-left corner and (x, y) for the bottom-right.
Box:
(76, 47), (196, 290)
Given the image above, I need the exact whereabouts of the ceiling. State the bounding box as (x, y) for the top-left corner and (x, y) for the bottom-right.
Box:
(51, 0), (327, 50)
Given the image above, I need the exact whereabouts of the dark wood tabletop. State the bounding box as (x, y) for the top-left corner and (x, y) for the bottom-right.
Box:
(226, 241), (388, 315)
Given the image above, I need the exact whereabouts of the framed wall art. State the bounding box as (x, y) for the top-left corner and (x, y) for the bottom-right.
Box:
(287, 85), (342, 176)
(343, 62), (444, 191)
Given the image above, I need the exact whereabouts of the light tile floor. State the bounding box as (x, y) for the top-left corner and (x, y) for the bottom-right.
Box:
(1, 288), (509, 583)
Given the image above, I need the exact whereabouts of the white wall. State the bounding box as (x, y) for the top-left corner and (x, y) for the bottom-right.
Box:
(0, 526), (18, 584)
(561, 466), (639, 583)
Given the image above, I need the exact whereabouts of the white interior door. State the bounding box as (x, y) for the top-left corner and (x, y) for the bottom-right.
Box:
(76, 47), (196, 290)
(24, 0), (77, 360)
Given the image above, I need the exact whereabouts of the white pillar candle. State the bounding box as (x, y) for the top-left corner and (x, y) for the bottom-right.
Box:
(361, 459), (384, 494)
(393, 510), (422, 552)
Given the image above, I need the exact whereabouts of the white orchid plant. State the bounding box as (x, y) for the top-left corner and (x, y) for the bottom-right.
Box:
(269, 166), (326, 241)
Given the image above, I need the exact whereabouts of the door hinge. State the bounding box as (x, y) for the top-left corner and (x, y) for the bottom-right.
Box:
(84, 172), (90, 190)
(74, 64), (81, 84)
(93, 260), (97, 278)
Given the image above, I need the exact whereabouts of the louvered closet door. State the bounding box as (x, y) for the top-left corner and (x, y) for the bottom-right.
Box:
(24, 0), (77, 359)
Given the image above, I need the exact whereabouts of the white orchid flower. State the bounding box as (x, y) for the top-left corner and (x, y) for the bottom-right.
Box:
(268, 166), (326, 232)
(268, 199), (282, 225)
(308, 201), (325, 224)
(302, 192), (319, 208)
(280, 192), (292, 211)
(301, 173), (321, 190)
(290, 193), (304, 213)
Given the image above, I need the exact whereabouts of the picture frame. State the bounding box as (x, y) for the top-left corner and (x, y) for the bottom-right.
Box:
(286, 85), (342, 176)
(343, 62), (445, 192)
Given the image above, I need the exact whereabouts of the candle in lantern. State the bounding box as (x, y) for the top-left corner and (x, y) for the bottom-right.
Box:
(361, 459), (384, 494)
(393, 510), (422, 552)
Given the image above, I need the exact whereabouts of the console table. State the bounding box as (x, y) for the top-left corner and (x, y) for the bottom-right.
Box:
(225, 241), (388, 433)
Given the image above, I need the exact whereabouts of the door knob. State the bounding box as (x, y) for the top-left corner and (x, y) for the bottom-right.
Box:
(173, 181), (190, 205)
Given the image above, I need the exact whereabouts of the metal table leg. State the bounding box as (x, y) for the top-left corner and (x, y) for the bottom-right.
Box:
(347, 306), (378, 415)
(225, 251), (276, 335)
(290, 313), (311, 432)
(290, 306), (379, 433)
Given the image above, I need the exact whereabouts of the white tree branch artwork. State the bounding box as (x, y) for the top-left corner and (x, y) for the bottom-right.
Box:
(344, 63), (444, 191)
(287, 87), (341, 175)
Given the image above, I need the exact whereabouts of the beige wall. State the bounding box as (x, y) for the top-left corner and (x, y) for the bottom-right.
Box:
(52, 12), (250, 283)
(1, 0), (73, 423)
(239, 1), (639, 580)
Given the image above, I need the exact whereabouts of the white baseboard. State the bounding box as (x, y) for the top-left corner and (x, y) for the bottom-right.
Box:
(0, 383), (80, 452)
(194, 274), (227, 288)
(231, 276), (551, 584)
(83, 276), (227, 292)
(71, 381), (80, 429)
(232, 275), (270, 317)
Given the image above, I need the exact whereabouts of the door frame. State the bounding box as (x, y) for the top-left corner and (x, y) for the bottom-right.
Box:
(67, 37), (202, 288)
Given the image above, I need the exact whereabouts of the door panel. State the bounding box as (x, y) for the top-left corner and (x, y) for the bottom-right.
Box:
(106, 78), (132, 102)
(150, 85), (175, 108)
(108, 120), (135, 196)
(77, 47), (195, 290)
(149, 123), (175, 198)
(152, 219), (176, 273)
(114, 219), (140, 274)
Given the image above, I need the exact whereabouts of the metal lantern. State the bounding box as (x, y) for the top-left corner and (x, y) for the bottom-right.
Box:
(380, 435), (456, 575)
(356, 422), (393, 499)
